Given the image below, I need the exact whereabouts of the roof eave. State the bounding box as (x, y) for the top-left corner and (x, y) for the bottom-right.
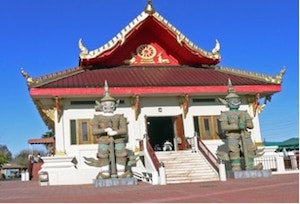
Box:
(29, 85), (282, 98)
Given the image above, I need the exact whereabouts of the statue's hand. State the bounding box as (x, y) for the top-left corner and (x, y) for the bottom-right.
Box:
(107, 130), (117, 136)
(229, 123), (239, 130)
(104, 128), (112, 132)
(239, 122), (246, 129)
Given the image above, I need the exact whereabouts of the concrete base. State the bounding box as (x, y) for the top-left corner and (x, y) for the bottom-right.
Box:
(39, 181), (49, 186)
(227, 170), (272, 179)
(39, 156), (99, 185)
(41, 168), (100, 185)
(94, 177), (137, 187)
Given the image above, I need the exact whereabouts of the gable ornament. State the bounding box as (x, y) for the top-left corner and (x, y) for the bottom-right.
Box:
(131, 95), (140, 121)
(178, 94), (189, 119)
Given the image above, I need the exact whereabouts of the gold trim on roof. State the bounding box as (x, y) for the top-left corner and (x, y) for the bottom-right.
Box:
(22, 66), (85, 88)
(247, 93), (272, 117)
(149, 13), (221, 60)
(216, 66), (286, 84)
(178, 94), (189, 119)
(21, 68), (41, 86)
(131, 95), (140, 121)
(79, 3), (220, 61)
(79, 12), (148, 60)
(265, 67), (286, 84)
(145, 0), (155, 15)
(34, 99), (55, 131)
(55, 96), (63, 123)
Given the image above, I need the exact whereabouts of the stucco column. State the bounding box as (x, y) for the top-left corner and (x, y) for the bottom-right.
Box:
(275, 156), (285, 172)
(290, 155), (298, 170)
(219, 160), (227, 181)
(54, 109), (66, 155)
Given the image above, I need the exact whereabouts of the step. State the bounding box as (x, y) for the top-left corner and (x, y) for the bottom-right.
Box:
(155, 150), (219, 184)
(165, 167), (217, 174)
(160, 162), (208, 166)
(166, 173), (219, 179)
(166, 171), (217, 178)
(167, 177), (219, 184)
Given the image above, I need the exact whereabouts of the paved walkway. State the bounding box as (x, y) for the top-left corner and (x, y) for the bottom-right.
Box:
(0, 172), (298, 203)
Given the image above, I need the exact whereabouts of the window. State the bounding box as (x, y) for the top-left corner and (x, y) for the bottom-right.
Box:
(194, 115), (222, 140)
(79, 121), (88, 142)
(192, 98), (216, 103)
(70, 100), (125, 106)
(70, 119), (97, 145)
(70, 101), (95, 105)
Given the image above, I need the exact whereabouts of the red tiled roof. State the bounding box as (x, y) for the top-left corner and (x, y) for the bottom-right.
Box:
(40, 66), (269, 88)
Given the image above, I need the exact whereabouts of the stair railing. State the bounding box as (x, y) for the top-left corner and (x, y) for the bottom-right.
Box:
(196, 136), (219, 172)
(136, 137), (161, 184)
(140, 136), (160, 173)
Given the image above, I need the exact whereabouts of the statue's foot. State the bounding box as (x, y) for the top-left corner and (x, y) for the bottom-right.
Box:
(84, 157), (102, 167)
(245, 162), (263, 171)
(118, 170), (132, 178)
(254, 163), (263, 170)
(97, 172), (110, 179)
(232, 166), (241, 171)
(216, 151), (229, 161)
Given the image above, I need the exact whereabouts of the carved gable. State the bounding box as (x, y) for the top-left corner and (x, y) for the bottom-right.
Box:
(79, 8), (220, 67)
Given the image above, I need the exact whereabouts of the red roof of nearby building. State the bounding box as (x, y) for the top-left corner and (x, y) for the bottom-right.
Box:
(28, 138), (55, 145)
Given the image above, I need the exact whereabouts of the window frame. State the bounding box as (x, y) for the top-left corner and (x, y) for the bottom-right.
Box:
(70, 119), (97, 145)
(195, 115), (222, 140)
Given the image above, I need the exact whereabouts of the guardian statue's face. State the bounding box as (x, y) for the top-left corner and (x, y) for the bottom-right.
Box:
(227, 97), (241, 109)
(101, 101), (116, 113)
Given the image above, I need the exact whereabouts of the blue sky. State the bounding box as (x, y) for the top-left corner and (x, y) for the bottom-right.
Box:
(0, 0), (298, 156)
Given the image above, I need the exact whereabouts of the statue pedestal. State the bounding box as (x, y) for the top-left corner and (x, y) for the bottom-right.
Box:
(227, 170), (272, 179)
(39, 156), (99, 185)
(94, 177), (137, 187)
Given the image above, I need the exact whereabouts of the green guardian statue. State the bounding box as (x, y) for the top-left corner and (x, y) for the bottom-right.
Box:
(218, 79), (263, 171)
(84, 81), (136, 179)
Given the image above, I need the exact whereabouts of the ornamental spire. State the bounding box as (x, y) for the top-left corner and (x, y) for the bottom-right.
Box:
(145, 0), (155, 15)
(225, 78), (239, 99)
(100, 80), (116, 102)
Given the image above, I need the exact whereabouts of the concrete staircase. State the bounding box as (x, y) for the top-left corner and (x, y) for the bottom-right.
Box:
(155, 150), (219, 184)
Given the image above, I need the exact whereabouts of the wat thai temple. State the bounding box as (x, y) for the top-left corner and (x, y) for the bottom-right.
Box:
(22, 1), (285, 185)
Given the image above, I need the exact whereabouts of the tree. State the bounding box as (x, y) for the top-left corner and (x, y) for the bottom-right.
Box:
(41, 130), (55, 155)
(0, 144), (12, 166)
(12, 150), (31, 167)
(42, 130), (54, 139)
(12, 149), (45, 167)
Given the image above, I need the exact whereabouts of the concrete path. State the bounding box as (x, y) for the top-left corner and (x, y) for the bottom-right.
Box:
(0, 172), (298, 203)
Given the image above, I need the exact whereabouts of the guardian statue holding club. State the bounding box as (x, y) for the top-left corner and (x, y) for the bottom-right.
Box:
(218, 79), (263, 171)
(84, 81), (136, 180)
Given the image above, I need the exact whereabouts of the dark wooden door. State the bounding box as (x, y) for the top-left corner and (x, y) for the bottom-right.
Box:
(173, 115), (187, 150)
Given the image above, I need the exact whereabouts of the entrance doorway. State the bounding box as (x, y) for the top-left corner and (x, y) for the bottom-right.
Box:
(146, 115), (187, 151)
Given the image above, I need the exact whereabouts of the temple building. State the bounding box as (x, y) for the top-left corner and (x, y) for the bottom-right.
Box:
(22, 1), (285, 185)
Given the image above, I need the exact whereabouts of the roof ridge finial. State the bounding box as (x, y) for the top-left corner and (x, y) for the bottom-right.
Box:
(145, 0), (155, 15)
